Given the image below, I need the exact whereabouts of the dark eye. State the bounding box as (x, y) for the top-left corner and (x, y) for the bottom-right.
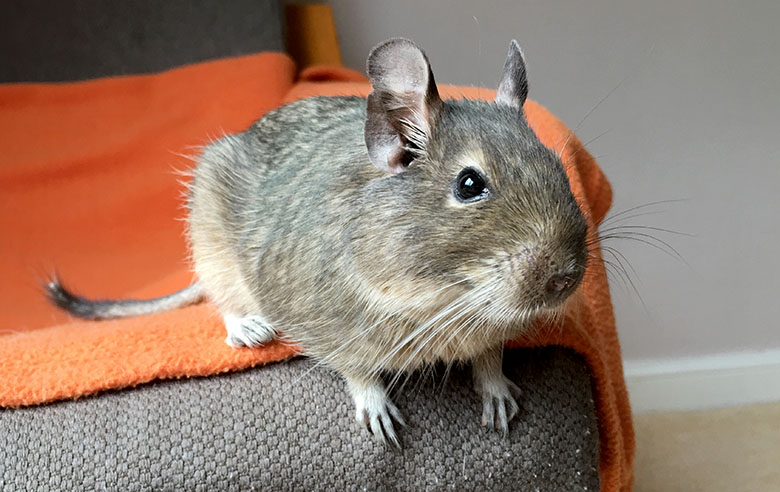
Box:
(454, 168), (488, 202)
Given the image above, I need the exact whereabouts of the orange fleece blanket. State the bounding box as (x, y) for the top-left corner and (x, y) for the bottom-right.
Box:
(0, 57), (633, 491)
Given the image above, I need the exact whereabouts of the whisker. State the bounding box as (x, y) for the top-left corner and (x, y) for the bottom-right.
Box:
(562, 128), (613, 166)
(602, 249), (650, 313)
(600, 199), (689, 226)
(600, 232), (687, 264)
(386, 282), (499, 391)
(601, 246), (641, 281)
(599, 224), (694, 237)
(558, 72), (631, 158)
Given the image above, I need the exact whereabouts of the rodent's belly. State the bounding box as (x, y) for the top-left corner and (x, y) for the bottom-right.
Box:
(383, 329), (494, 370)
(299, 318), (502, 374)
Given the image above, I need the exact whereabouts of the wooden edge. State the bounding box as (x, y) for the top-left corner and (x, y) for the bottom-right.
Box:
(284, 4), (343, 70)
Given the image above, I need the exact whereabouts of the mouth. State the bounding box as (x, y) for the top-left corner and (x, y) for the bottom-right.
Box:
(499, 267), (585, 321)
(458, 258), (585, 325)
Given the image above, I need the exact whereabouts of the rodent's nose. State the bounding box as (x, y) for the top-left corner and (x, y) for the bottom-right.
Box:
(544, 270), (581, 301)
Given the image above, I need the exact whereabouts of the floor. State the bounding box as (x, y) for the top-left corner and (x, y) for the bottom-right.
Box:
(633, 401), (780, 491)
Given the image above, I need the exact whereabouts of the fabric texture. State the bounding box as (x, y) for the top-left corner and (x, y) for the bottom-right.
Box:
(0, 59), (633, 491)
(0, 348), (599, 491)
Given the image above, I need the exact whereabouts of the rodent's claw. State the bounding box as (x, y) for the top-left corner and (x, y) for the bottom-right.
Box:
(368, 402), (400, 447)
(352, 383), (405, 447)
(385, 399), (407, 427)
(478, 376), (521, 436)
(223, 313), (276, 348)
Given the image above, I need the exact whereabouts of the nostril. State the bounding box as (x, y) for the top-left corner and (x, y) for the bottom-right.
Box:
(545, 273), (574, 296)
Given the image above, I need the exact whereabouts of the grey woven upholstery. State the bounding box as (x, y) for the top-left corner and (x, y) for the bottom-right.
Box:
(0, 348), (598, 491)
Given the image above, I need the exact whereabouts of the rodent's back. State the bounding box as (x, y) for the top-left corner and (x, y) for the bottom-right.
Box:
(188, 96), (384, 341)
(193, 96), (370, 236)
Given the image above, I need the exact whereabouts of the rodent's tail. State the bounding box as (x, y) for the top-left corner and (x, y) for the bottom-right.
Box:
(44, 277), (206, 320)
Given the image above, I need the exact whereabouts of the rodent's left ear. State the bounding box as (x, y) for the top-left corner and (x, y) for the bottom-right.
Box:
(364, 38), (443, 174)
(495, 40), (528, 110)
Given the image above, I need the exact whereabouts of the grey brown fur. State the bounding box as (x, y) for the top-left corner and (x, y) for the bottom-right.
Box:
(49, 38), (588, 444)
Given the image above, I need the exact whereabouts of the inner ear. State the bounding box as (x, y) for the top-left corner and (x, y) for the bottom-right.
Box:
(496, 40), (528, 110)
(364, 38), (442, 174)
(399, 133), (426, 169)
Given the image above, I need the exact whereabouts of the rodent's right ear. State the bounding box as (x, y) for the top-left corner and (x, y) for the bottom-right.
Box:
(495, 40), (528, 111)
(364, 38), (442, 174)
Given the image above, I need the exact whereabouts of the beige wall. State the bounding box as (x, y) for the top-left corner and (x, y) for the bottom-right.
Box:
(326, 0), (780, 362)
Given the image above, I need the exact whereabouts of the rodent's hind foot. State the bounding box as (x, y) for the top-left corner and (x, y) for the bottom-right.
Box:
(476, 373), (521, 436)
(223, 313), (277, 347)
(347, 378), (406, 447)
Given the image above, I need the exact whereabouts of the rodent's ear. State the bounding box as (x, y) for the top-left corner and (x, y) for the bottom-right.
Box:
(364, 38), (443, 174)
(495, 40), (528, 111)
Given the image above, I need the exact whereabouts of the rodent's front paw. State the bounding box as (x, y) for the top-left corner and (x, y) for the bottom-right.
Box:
(351, 383), (406, 447)
(223, 313), (276, 347)
(477, 375), (521, 436)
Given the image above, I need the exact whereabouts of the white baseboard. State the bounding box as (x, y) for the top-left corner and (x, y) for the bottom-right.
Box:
(624, 349), (780, 414)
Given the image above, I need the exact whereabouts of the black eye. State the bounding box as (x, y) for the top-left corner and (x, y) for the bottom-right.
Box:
(454, 168), (488, 202)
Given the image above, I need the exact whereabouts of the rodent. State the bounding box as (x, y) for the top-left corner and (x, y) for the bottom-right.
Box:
(47, 38), (589, 445)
